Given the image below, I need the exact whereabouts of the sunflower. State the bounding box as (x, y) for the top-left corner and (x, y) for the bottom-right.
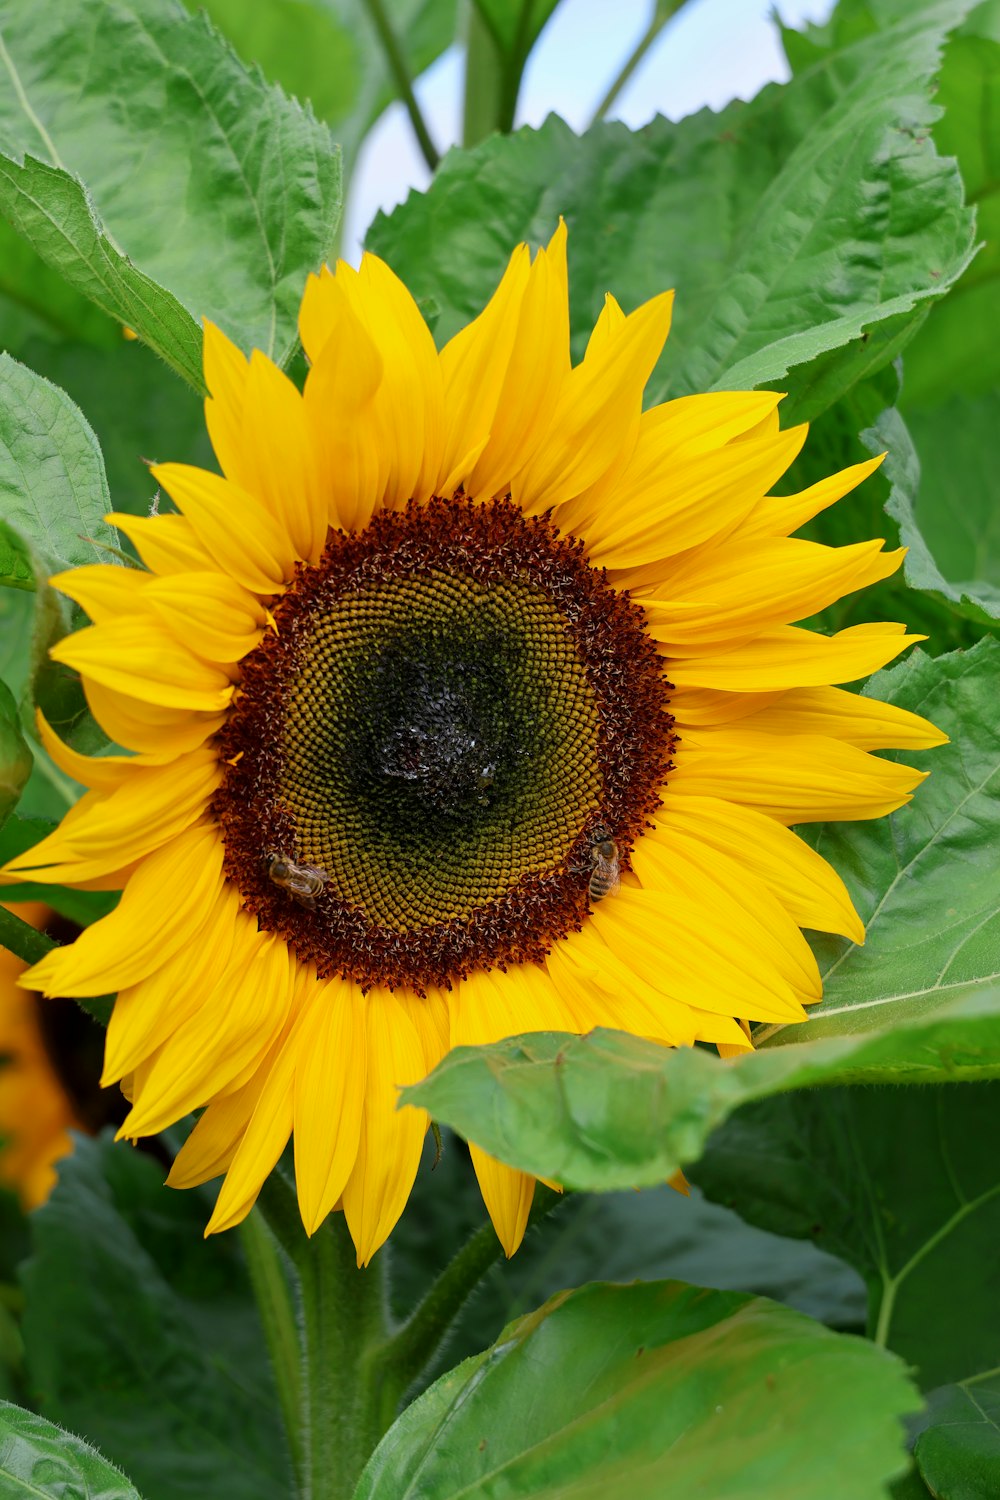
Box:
(2, 226), (943, 1264)
(0, 904), (80, 1209)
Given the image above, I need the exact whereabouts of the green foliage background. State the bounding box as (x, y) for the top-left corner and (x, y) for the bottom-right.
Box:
(1, 1), (999, 1497)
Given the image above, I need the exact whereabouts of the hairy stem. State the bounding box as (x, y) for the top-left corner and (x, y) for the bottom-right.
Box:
(239, 1207), (305, 1491)
(372, 1185), (563, 1407)
(257, 1173), (389, 1500)
(462, 2), (506, 148)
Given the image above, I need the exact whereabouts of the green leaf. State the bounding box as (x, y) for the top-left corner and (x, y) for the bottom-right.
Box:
(0, 0), (342, 384)
(20, 1131), (293, 1500)
(902, 3), (1000, 408)
(356, 1280), (918, 1500)
(914, 1373), (1000, 1497)
(0, 353), (116, 576)
(866, 402), (1000, 627)
(368, 4), (974, 420)
(0, 678), (31, 828)
(693, 1082), (1000, 1390)
(0, 1401), (141, 1499)
(192, 0), (457, 173)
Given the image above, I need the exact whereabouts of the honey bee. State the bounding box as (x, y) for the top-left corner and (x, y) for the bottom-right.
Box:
(267, 853), (329, 911)
(587, 825), (621, 904)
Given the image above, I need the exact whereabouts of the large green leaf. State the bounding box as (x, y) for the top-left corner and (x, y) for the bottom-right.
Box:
(392, 1136), (865, 1390)
(0, 1402), (141, 1499)
(367, 4), (974, 419)
(0, 0), (342, 385)
(192, 0), (457, 174)
(356, 1280), (918, 1500)
(20, 1131), (292, 1500)
(914, 1374), (1000, 1497)
(694, 1082), (1000, 1390)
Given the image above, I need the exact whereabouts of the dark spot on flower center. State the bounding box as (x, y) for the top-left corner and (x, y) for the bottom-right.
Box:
(214, 495), (674, 991)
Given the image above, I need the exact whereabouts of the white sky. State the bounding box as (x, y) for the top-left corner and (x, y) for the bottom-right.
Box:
(345, 0), (835, 262)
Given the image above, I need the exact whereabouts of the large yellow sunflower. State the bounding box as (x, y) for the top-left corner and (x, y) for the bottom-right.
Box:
(3, 226), (942, 1263)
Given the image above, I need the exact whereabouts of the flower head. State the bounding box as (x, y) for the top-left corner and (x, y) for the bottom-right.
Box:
(4, 227), (943, 1262)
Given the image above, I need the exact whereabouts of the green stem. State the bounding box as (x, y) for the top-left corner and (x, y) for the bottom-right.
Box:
(588, 0), (690, 127)
(239, 1208), (305, 1491)
(257, 1173), (389, 1500)
(372, 1185), (563, 1406)
(361, 0), (440, 171)
(0, 903), (53, 965)
(462, 2), (505, 148)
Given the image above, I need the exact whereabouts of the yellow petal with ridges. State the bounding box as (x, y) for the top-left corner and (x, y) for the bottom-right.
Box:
(1, 747), (220, 884)
(642, 538), (903, 647)
(670, 729), (927, 822)
(651, 796), (864, 943)
(151, 464), (294, 594)
(108, 512), (215, 577)
(736, 454), (885, 540)
(294, 975), (367, 1235)
(302, 278), (385, 532)
(83, 679), (224, 759)
(342, 990), (429, 1267)
(437, 243), (531, 495)
(51, 617), (233, 712)
(144, 571), (265, 663)
(19, 823), (224, 998)
(666, 622), (925, 690)
(514, 290), (674, 516)
(50, 563), (148, 622)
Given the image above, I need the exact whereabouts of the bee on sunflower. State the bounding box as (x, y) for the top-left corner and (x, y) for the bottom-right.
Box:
(2, 225), (942, 1264)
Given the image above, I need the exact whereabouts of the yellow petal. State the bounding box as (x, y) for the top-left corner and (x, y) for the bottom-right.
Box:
(735, 454), (885, 539)
(1, 747), (220, 884)
(302, 277), (385, 531)
(20, 824), (224, 997)
(108, 512), (215, 576)
(467, 222), (571, 501)
(342, 990), (429, 1267)
(50, 563), (148, 622)
(720, 683), (948, 750)
(294, 975), (367, 1235)
(436, 243), (532, 495)
(83, 679), (224, 759)
(651, 795), (864, 942)
(666, 622), (925, 690)
(642, 538), (903, 647)
(669, 728), (928, 822)
(35, 710), (139, 792)
(51, 616), (234, 712)
(514, 290), (674, 515)
(151, 463), (295, 594)
(144, 571), (265, 663)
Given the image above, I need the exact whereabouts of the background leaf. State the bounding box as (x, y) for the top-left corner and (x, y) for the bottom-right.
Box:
(20, 1131), (293, 1500)
(693, 1082), (1000, 1390)
(357, 1280), (918, 1500)
(0, 0), (342, 380)
(367, 2), (974, 420)
(0, 1400), (141, 1499)
(913, 1373), (1000, 1497)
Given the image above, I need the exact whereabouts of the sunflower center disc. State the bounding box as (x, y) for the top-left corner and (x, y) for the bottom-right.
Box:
(216, 497), (674, 990)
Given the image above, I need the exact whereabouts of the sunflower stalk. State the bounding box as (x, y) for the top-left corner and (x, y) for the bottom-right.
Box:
(239, 1208), (305, 1491)
(370, 1183), (564, 1403)
(256, 1171), (391, 1500)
